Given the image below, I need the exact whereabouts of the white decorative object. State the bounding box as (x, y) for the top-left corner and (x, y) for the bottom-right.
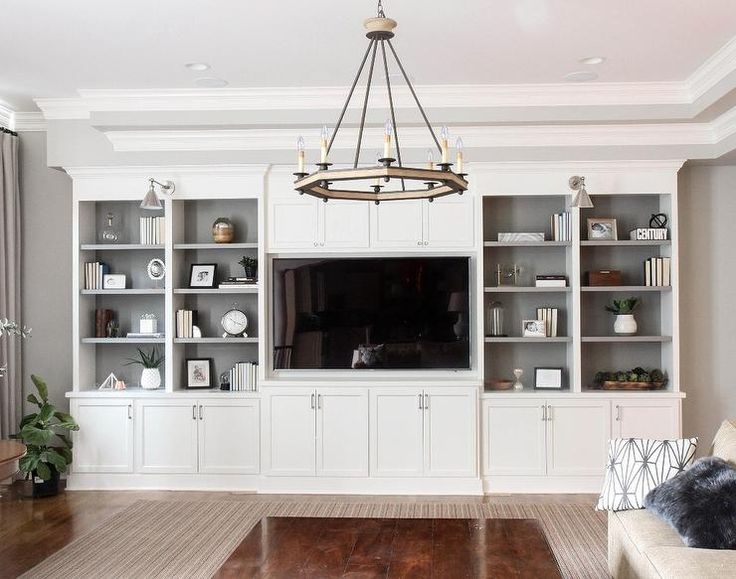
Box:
(614, 314), (638, 335)
(512, 368), (524, 391)
(103, 274), (126, 289)
(139, 314), (158, 334)
(498, 232), (545, 242)
(192, 325), (202, 338)
(140, 368), (162, 390)
(98, 372), (117, 391)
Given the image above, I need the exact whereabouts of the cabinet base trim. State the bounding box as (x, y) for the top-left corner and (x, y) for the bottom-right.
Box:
(66, 473), (260, 491)
(483, 475), (603, 494)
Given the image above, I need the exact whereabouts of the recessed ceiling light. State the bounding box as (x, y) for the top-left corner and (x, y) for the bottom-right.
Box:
(579, 56), (605, 66)
(185, 63), (210, 71)
(563, 70), (599, 83)
(194, 77), (229, 88)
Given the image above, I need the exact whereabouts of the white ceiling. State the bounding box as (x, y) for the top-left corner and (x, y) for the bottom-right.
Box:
(3, 0), (736, 110)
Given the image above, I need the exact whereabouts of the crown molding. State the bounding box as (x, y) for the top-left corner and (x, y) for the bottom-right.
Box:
(13, 112), (47, 131)
(63, 164), (270, 179)
(469, 159), (687, 174)
(688, 36), (736, 101)
(0, 103), (14, 129)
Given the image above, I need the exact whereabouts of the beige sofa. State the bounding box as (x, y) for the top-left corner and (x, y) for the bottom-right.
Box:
(608, 420), (736, 578)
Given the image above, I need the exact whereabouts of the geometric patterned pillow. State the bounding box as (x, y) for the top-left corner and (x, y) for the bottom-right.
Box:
(596, 437), (698, 511)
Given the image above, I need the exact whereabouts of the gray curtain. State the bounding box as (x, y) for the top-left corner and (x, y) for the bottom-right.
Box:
(0, 130), (21, 438)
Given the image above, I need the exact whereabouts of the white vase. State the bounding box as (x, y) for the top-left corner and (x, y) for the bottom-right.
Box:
(614, 314), (638, 335)
(140, 368), (161, 390)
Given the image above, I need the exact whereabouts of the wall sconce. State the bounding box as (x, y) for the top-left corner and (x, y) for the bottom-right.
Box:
(569, 175), (593, 208)
(141, 178), (175, 210)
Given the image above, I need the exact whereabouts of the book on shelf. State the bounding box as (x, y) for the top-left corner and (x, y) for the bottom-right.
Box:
(125, 332), (165, 339)
(226, 361), (259, 392)
(84, 261), (109, 290)
(139, 216), (165, 245)
(536, 307), (559, 337)
(498, 232), (544, 242)
(176, 309), (197, 338)
(535, 275), (567, 288)
(550, 211), (571, 242)
(94, 309), (115, 338)
(644, 257), (671, 286)
(219, 276), (257, 289)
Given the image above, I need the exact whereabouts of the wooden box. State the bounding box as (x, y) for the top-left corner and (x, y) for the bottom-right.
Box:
(587, 269), (622, 286)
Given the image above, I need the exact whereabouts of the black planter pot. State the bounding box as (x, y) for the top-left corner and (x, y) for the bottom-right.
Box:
(244, 267), (257, 280)
(29, 467), (61, 498)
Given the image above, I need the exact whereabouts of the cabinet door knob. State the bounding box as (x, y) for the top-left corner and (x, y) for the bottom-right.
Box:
(424, 241), (429, 246)
(320, 242), (325, 247)
(314, 242), (318, 247)
(417, 241), (422, 246)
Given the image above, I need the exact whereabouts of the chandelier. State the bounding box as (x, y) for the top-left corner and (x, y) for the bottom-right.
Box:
(294, 1), (468, 204)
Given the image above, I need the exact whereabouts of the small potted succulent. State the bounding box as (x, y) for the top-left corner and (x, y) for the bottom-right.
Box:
(125, 347), (164, 389)
(605, 297), (639, 335)
(14, 375), (79, 497)
(238, 256), (258, 280)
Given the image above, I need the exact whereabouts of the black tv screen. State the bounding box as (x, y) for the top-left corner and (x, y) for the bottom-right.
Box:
(272, 257), (470, 370)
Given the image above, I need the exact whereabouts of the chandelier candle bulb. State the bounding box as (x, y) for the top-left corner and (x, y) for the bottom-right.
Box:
(297, 136), (306, 173)
(456, 137), (464, 173)
(383, 119), (393, 159)
(427, 149), (435, 170)
(440, 126), (449, 164)
(320, 125), (329, 163)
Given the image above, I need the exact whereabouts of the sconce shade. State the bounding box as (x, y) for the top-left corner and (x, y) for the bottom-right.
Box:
(141, 183), (164, 210)
(572, 187), (594, 208)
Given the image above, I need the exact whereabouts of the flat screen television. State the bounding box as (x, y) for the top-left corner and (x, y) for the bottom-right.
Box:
(272, 257), (470, 370)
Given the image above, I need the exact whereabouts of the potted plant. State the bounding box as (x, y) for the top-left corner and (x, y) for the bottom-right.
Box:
(238, 256), (258, 280)
(13, 375), (79, 497)
(125, 347), (164, 389)
(605, 297), (639, 335)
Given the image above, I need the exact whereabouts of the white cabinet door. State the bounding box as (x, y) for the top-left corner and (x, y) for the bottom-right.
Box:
(198, 399), (260, 474)
(73, 399), (134, 473)
(268, 196), (320, 249)
(370, 200), (424, 248)
(136, 400), (199, 474)
(322, 201), (370, 248)
(316, 388), (369, 477)
(613, 400), (680, 439)
(424, 194), (475, 248)
(547, 400), (610, 476)
(482, 399), (546, 476)
(370, 388), (424, 476)
(263, 388), (316, 476)
(424, 387), (477, 477)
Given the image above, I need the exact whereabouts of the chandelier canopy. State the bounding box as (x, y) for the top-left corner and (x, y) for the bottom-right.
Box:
(294, 1), (468, 204)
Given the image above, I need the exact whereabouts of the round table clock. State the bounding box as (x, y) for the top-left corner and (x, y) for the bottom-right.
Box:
(221, 307), (248, 338)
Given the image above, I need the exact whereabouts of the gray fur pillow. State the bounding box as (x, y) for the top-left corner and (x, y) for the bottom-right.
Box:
(644, 457), (736, 549)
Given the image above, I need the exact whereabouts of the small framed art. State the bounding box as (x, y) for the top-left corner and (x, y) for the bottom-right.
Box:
(522, 319), (547, 338)
(587, 218), (618, 241)
(189, 263), (217, 288)
(186, 358), (214, 389)
(535, 367), (564, 390)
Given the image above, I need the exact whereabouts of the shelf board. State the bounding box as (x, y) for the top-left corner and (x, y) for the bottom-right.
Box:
(582, 336), (672, 343)
(174, 242), (258, 250)
(80, 244), (164, 251)
(484, 241), (570, 247)
(82, 338), (165, 344)
(81, 289), (164, 295)
(581, 286), (671, 292)
(484, 337), (572, 343)
(174, 337), (259, 344)
(174, 287), (258, 294)
(581, 240), (671, 247)
(484, 286), (570, 293)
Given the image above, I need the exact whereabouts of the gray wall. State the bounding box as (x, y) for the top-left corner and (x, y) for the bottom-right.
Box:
(20, 132), (73, 413)
(679, 164), (736, 447)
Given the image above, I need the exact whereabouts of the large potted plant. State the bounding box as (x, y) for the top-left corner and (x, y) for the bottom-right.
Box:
(14, 375), (79, 497)
(125, 346), (164, 389)
(605, 297), (640, 335)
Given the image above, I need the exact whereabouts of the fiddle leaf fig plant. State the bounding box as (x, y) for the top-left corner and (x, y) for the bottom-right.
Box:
(605, 298), (639, 315)
(14, 375), (79, 481)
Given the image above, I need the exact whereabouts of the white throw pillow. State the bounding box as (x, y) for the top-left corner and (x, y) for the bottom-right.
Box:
(596, 437), (698, 511)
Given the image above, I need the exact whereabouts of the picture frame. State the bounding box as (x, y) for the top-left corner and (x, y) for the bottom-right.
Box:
(185, 358), (214, 389)
(522, 319), (547, 338)
(587, 218), (618, 241)
(188, 263), (217, 288)
(535, 367), (564, 390)
(102, 273), (126, 289)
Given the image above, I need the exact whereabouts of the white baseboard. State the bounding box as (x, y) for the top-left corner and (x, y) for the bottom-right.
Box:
(483, 475), (604, 494)
(66, 473), (260, 492)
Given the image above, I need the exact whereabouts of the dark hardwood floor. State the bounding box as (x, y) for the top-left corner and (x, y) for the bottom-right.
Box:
(0, 483), (593, 578)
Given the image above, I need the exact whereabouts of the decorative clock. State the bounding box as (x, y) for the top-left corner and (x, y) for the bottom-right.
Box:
(221, 307), (248, 338)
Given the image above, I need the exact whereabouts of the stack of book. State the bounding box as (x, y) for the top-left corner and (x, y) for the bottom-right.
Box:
(140, 216), (165, 245)
(535, 274), (567, 288)
(227, 362), (259, 391)
(219, 277), (257, 289)
(536, 307), (559, 337)
(550, 212), (572, 241)
(126, 332), (165, 339)
(94, 309), (115, 338)
(644, 257), (671, 286)
(176, 309), (197, 338)
(84, 262), (109, 289)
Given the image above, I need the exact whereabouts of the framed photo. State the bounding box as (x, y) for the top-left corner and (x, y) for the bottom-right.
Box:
(587, 218), (618, 241)
(185, 358), (213, 389)
(102, 274), (126, 289)
(522, 319), (547, 338)
(535, 367), (564, 390)
(189, 263), (217, 288)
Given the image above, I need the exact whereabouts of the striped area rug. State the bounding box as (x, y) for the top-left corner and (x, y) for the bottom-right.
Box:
(21, 499), (608, 579)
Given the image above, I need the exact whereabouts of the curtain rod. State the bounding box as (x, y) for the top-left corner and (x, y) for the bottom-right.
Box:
(1, 126), (18, 137)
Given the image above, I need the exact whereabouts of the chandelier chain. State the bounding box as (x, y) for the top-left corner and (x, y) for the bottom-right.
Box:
(377, 0), (385, 17)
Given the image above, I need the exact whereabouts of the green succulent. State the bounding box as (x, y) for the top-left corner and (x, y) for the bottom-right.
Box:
(605, 298), (639, 315)
(124, 347), (164, 369)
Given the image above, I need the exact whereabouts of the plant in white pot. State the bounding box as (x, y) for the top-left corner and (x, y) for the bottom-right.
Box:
(605, 298), (640, 335)
(125, 347), (164, 389)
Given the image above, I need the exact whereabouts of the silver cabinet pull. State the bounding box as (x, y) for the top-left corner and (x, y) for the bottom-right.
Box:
(418, 393), (423, 409)
(192, 404), (197, 420)
(311, 392), (316, 409)
(547, 405), (552, 421)
(417, 241), (422, 246)
(199, 405), (203, 420)
(424, 394), (429, 409)
(541, 405), (546, 421)
(424, 241), (429, 246)
(317, 394), (322, 409)
(128, 404), (133, 420)
(313, 241), (318, 247)
(615, 405), (621, 422)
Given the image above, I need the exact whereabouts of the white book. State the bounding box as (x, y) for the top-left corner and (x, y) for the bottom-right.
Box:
(657, 258), (663, 286)
(663, 257), (671, 286)
(551, 308), (558, 338)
